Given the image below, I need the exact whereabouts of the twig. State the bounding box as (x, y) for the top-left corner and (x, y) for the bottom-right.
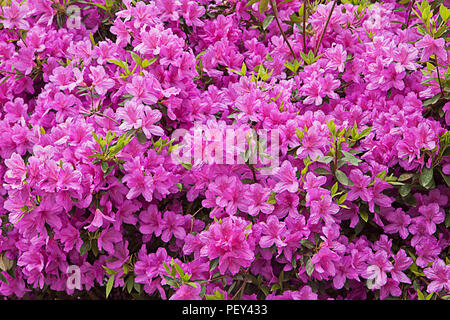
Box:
(232, 278), (248, 300)
(405, 0), (416, 28)
(314, 0), (338, 56)
(434, 57), (445, 98)
(303, 1), (307, 54)
(270, 0), (297, 60)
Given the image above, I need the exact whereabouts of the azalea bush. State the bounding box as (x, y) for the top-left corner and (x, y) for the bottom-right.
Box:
(0, 0), (449, 300)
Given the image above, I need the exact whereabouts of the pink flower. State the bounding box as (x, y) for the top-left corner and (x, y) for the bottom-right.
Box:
(311, 247), (340, 277)
(201, 217), (254, 275)
(423, 259), (450, 293)
(139, 205), (163, 237)
(309, 194), (339, 225)
(259, 216), (287, 250)
(415, 34), (447, 62)
(347, 169), (371, 202)
(242, 184), (274, 216)
(273, 161), (299, 193)
(325, 44), (347, 72)
(418, 203), (445, 235)
(117, 101), (144, 131)
(363, 251), (393, 289)
(160, 211), (186, 242)
(84, 208), (115, 232)
(169, 284), (201, 300)
(89, 66), (115, 96)
(2, 1), (30, 29)
(296, 125), (328, 160)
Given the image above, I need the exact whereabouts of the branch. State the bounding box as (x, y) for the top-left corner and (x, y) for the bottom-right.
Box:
(314, 0), (338, 56)
(270, 0), (297, 60)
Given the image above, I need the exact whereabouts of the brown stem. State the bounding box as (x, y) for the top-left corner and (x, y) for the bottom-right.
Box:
(232, 278), (248, 300)
(270, 0), (297, 60)
(405, 0), (416, 28)
(314, 0), (338, 56)
(303, 1), (307, 54)
(434, 57), (445, 98)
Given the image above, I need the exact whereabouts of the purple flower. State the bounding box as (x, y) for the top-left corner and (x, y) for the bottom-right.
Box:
(423, 259), (450, 293)
(169, 284), (202, 300)
(418, 203), (445, 235)
(201, 217), (254, 275)
(415, 34), (447, 62)
(259, 216), (287, 250)
(311, 247), (340, 277)
(273, 161), (299, 193)
(362, 251), (393, 289)
(160, 211), (186, 242)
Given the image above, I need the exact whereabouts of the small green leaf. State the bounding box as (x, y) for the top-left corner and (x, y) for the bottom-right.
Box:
(106, 274), (115, 298)
(317, 156), (333, 164)
(305, 259), (314, 276)
(360, 210), (369, 223)
(336, 170), (353, 186)
(0, 273), (8, 285)
(209, 258), (219, 271)
(262, 15), (274, 30)
(259, 0), (269, 13)
(419, 167), (433, 187)
(399, 184), (411, 198)
(300, 239), (315, 249)
(417, 289), (425, 300)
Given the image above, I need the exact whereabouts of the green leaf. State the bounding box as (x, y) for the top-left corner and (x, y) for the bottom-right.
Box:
(317, 156), (333, 164)
(399, 184), (411, 198)
(262, 15), (274, 30)
(398, 173), (415, 181)
(246, 0), (260, 7)
(305, 259), (314, 276)
(336, 170), (353, 186)
(445, 212), (450, 228)
(440, 4), (450, 21)
(419, 167), (433, 187)
(440, 170), (450, 187)
(331, 182), (339, 197)
(101, 161), (108, 174)
(173, 261), (185, 278)
(142, 57), (157, 68)
(300, 239), (315, 249)
(357, 127), (372, 140)
(337, 192), (347, 205)
(259, 0), (269, 13)
(0, 273), (8, 285)
(360, 209), (369, 222)
(131, 52), (142, 67)
(209, 258), (219, 271)
(106, 274), (115, 298)
(417, 289), (425, 300)
(126, 276), (134, 294)
(314, 167), (331, 175)
(342, 150), (362, 166)
(205, 289), (225, 300)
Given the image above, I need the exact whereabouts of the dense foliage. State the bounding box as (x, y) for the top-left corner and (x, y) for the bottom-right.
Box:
(0, 0), (449, 300)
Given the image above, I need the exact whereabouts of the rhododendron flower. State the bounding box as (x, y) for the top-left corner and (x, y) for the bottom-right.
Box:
(415, 34), (447, 62)
(363, 251), (393, 289)
(89, 66), (115, 96)
(170, 284), (201, 300)
(273, 161), (299, 193)
(2, 0), (30, 29)
(423, 259), (450, 293)
(201, 217), (254, 275)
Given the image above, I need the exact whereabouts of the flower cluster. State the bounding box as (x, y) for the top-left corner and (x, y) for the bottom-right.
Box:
(0, 0), (449, 300)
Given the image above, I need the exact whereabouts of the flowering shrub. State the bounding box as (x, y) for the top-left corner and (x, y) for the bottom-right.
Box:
(0, 0), (449, 300)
